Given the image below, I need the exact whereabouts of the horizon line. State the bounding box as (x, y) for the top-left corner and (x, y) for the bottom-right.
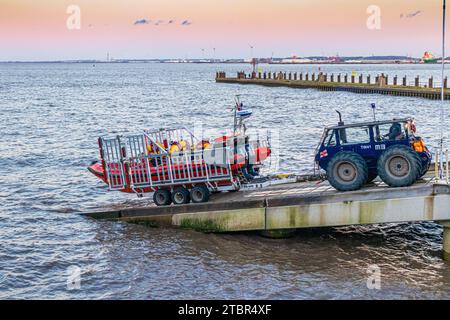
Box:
(0, 55), (438, 63)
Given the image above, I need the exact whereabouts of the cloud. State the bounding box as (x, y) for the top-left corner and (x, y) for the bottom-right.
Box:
(133, 18), (190, 26)
(134, 19), (150, 25)
(400, 10), (422, 19)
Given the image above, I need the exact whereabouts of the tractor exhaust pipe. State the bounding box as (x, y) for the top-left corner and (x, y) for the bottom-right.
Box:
(336, 110), (344, 126)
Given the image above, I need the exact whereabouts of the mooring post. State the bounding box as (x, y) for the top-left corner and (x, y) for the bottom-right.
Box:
(442, 221), (450, 261)
(403, 76), (407, 86)
(318, 72), (326, 82)
(377, 74), (387, 87)
(415, 76), (419, 87)
(429, 76), (433, 88)
(294, 72), (297, 80)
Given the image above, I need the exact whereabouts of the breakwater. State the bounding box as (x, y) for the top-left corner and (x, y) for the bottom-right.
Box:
(216, 71), (450, 100)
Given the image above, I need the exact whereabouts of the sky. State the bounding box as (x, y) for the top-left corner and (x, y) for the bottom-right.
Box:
(0, 0), (447, 61)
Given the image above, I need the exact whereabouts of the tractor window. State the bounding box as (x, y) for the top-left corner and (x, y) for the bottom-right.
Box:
(340, 126), (371, 145)
(375, 123), (405, 141)
(325, 130), (336, 146)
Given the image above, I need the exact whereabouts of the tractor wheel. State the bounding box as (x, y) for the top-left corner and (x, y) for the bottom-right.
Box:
(366, 170), (378, 184)
(153, 189), (172, 206)
(418, 158), (431, 179)
(172, 187), (191, 205)
(326, 151), (368, 191)
(190, 185), (210, 203)
(377, 145), (422, 187)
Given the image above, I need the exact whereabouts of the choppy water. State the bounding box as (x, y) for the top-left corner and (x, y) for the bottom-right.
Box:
(0, 62), (449, 299)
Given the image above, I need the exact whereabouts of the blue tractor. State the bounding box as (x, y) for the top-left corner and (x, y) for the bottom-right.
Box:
(315, 111), (432, 191)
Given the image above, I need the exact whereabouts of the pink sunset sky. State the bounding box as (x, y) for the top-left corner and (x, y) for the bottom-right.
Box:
(0, 0), (447, 60)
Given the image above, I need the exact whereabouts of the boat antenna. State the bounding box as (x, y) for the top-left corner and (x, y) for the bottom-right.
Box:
(371, 103), (377, 121)
(439, 0), (446, 181)
(233, 95), (240, 136)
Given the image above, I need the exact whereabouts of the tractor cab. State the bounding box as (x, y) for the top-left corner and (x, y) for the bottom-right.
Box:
(315, 115), (431, 191)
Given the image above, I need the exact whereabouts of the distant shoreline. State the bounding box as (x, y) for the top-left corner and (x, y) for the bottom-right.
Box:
(0, 55), (446, 64)
(0, 60), (445, 65)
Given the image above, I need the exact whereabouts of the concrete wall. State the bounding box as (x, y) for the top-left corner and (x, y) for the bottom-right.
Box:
(265, 194), (450, 229)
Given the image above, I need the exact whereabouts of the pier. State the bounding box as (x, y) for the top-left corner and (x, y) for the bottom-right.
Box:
(215, 71), (450, 100)
(84, 174), (450, 260)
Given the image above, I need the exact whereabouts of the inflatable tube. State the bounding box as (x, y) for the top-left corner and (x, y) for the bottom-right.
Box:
(255, 147), (271, 162)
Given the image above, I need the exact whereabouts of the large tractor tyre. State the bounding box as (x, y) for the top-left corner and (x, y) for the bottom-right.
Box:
(153, 189), (172, 206)
(418, 158), (431, 179)
(326, 151), (368, 191)
(172, 187), (191, 205)
(366, 170), (378, 184)
(190, 185), (210, 203)
(377, 145), (422, 187)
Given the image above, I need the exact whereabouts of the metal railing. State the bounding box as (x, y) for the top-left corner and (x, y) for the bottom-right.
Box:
(99, 133), (234, 191)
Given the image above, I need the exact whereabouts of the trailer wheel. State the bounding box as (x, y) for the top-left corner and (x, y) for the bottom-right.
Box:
(327, 151), (368, 191)
(172, 187), (191, 205)
(153, 189), (172, 206)
(377, 145), (422, 187)
(190, 185), (210, 203)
